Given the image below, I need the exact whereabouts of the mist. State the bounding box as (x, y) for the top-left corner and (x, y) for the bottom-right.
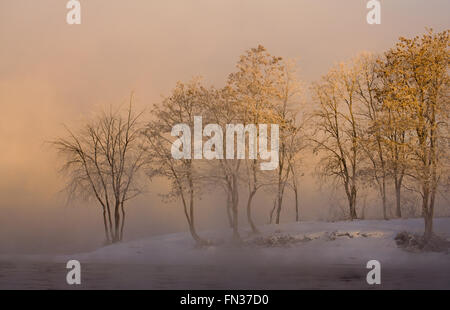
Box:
(1, 0), (449, 255)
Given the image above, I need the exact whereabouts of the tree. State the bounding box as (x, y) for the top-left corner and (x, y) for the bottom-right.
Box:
(227, 45), (304, 226)
(312, 60), (363, 220)
(225, 45), (284, 231)
(52, 98), (146, 243)
(272, 60), (304, 224)
(200, 85), (243, 240)
(143, 79), (208, 245)
(375, 54), (410, 218)
(377, 29), (449, 239)
(355, 52), (390, 219)
(286, 124), (305, 222)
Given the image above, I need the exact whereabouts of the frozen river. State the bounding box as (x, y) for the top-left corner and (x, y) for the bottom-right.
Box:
(1, 260), (449, 289)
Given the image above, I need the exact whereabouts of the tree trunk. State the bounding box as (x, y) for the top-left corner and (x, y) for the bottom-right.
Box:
(120, 202), (125, 241)
(231, 175), (240, 241)
(231, 205), (240, 241)
(394, 178), (402, 218)
(276, 194), (283, 224)
(275, 183), (286, 224)
(182, 199), (206, 246)
(179, 168), (207, 246)
(350, 202), (357, 220)
(424, 211), (433, 241)
(423, 183), (437, 241)
(349, 187), (357, 220)
(106, 203), (113, 241)
(421, 185), (434, 241)
(246, 191), (259, 234)
(189, 184), (207, 245)
(294, 186), (299, 222)
(102, 208), (111, 244)
(232, 201), (240, 241)
(113, 203), (121, 243)
(189, 221), (206, 245)
(269, 198), (277, 224)
(226, 191), (233, 228)
(382, 178), (388, 220)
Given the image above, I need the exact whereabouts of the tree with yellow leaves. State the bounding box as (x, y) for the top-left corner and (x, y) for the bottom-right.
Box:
(377, 29), (449, 239)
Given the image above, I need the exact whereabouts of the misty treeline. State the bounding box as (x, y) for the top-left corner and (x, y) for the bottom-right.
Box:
(52, 29), (449, 245)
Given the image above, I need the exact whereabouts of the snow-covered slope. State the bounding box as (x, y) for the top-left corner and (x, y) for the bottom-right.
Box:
(63, 218), (450, 267)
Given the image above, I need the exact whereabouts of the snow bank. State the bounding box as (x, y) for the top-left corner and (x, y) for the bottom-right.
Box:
(56, 218), (450, 268)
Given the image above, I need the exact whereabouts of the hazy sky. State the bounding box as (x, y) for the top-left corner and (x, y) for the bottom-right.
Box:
(0, 0), (449, 254)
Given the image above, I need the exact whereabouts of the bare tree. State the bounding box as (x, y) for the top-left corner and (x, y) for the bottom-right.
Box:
(52, 97), (146, 243)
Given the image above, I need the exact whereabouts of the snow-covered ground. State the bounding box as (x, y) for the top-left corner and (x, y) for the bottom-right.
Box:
(1, 218), (450, 289)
